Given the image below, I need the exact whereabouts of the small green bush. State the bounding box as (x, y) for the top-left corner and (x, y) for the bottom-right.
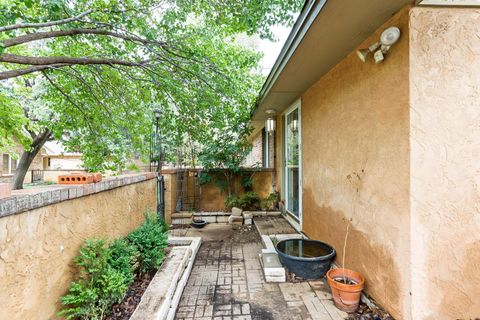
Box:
(225, 192), (261, 211)
(59, 240), (128, 320)
(261, 192), (278, 210)
(225, 195), (242, 211)
(240, 191), (261, 210)
(108, 238), (139, 285)
(128, 213), (168, 273)
(60, 213), (169, 320)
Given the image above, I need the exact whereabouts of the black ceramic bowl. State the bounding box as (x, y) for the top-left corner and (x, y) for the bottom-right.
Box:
(276, 238), (335, 279)
(191, 219), (207, 229)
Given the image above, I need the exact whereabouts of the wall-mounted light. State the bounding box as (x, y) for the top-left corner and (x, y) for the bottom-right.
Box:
(357, 27), (401, 64)
(291, 119), (298, 132)
(265, 109), (276, 133)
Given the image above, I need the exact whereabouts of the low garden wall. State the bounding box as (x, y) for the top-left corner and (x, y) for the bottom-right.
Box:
(0, 173), (157, 320)
(162, 168), (275, 224)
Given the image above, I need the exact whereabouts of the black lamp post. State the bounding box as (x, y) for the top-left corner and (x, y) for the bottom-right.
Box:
(154, 109), (165, 220)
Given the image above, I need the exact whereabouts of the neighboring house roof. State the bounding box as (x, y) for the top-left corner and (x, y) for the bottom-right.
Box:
(43, 141), (82, 157)
(252, 0), (411, 123)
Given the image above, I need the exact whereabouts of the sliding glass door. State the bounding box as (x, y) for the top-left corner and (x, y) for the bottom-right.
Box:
(284, 102), (301, 221)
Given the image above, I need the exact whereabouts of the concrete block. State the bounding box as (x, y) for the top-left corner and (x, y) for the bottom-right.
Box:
(260, 253), (285, 283)
(261, 235), (276, 251)
(244, 218), (252, 225)
(231, 207), (243, 216)
(0, 198), (16, 217)
(242, 212), (253, 219)
(217, 216), (229, 223)
(172, 212), (193, 219)
(51, 189), (61, 202)
(60, 189), (69, 201)
(261, 252), (282, 269)
(199, 216), (216, 223)
(266, 211), (282, 216)
(15, 195), (30, 212)
(228, 215), (243, 225)
(29, 194), (43, 208)
(262, 248), (276, 254)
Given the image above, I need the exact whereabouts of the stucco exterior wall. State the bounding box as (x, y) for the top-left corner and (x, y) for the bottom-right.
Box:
(300, 7), (410, 319)
(0, 178), (156, 320)
(409, 7), (480, 319)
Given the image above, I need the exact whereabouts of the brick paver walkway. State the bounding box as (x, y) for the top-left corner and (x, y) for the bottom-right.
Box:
(174, 225), (348, 320)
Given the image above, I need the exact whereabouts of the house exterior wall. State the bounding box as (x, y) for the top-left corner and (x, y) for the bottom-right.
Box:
(48, 156), (83, 170)
(299, 7), (411, 319)
(244, 130), (264, 167)
(409, 7), (480, 319)
(0, 144), (44, 184)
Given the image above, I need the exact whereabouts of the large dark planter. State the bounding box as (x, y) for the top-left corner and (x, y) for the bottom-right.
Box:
(276, 239), (336, 280)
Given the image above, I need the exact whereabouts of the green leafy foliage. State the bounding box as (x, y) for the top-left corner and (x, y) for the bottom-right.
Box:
(225, 191), (261, 211)
(107, 239), (139, 285)
(60, 213), (169, 319)
(128, 213), (168, 273)
(261, 192), (278, 210)
(59, 239), (128, 320)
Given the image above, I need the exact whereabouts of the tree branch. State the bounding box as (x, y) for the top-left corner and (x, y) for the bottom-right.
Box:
(0, 10), (93, 32)
(0, 64), (70, 80)
(2, 28), (166, 48)
(0, 53), (147, 67)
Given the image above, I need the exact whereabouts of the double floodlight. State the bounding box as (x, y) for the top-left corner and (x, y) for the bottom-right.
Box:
(357, 27), (401, 64)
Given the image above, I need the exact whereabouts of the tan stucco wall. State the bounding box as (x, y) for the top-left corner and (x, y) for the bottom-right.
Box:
(199, 170), (275, 211)
(300, 7), (411, 319)
(0, 179), (156, 320)
(409, 7), (480, 319)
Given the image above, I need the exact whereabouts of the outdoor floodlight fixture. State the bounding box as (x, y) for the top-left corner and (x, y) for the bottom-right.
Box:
(265, 109), (276, 133)
(356, 26), (401, 64)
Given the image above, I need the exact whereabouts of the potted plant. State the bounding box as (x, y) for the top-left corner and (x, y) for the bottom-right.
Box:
(326, 169), (366, 313)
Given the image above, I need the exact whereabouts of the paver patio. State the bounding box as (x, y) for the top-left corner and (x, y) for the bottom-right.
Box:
(172, 224), (348, 320)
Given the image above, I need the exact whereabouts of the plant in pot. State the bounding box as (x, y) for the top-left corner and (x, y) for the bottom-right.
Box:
(326, 169), (366, 313)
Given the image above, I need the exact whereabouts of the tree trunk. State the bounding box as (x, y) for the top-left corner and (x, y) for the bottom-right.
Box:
(12, 129), (51, 190)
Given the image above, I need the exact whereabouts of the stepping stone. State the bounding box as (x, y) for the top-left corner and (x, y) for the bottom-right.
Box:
(260, 253), (285, 282)
(228, 215), (243, 225)
(231, 207), (243, 216)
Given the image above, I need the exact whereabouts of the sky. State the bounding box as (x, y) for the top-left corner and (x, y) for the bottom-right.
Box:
(257, 24), (293, 76)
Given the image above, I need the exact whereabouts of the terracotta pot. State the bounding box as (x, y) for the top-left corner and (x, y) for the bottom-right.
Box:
(326, 268), (365, 312)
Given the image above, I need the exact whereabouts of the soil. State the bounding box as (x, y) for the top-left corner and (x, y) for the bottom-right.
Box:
(333, 276), (358, 285)
(286, 271), (308, 283)
(105, 269), (157, 320)
(347, 298), (395, 320)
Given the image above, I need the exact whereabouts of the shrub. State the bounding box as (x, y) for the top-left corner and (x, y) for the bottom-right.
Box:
(261, 192), (278, 210)
(108, 238), (139, 285)
(225, 195), (242, 211)
(225, 192), (261, 211)
(240, 191), (261, 210)
(128, 213), (168, 273)
(59, 240), (128, 320)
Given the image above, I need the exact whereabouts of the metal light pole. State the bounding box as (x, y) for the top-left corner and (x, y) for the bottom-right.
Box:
(154, 109), (165, 220)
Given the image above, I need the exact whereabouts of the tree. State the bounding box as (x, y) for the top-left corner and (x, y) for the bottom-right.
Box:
(0, 0), (304, 189)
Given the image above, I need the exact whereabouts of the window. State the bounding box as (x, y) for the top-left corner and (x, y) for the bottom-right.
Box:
(2, 154), (17, 175)
(284, 100), (301, 223)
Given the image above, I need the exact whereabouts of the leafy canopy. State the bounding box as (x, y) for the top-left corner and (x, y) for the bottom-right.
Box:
(0, 0), (304, 171)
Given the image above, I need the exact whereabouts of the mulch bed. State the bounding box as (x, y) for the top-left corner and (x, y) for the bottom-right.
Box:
(105, 269), (157, 320)
(347, 302), (394, 320)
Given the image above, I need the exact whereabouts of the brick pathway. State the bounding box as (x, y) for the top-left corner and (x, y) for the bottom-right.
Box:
(174, 225), (348, 320)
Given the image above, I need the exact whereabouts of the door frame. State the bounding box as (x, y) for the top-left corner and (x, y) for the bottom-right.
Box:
(283, 99), (302, 230)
